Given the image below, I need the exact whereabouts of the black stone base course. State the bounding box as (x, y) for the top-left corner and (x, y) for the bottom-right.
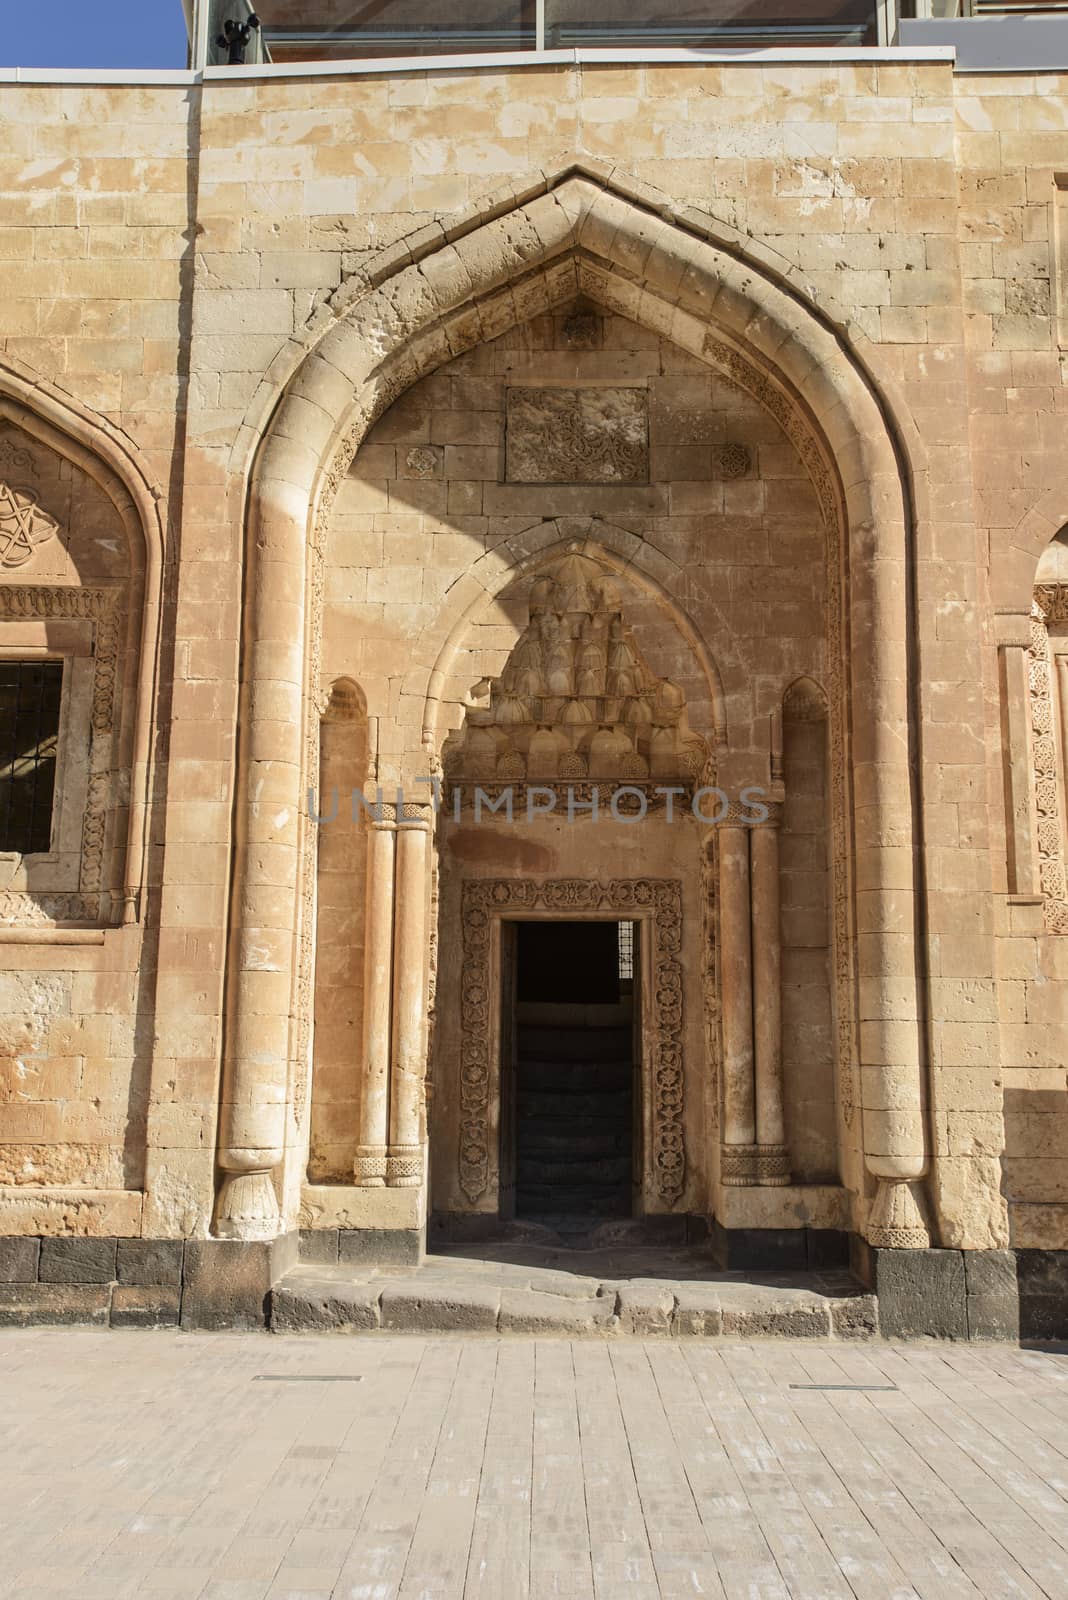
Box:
(298, 1227), (424, 1268)
(0, 1233), (1063, 1338)
(0, 1235), (297, 1331)
(1016, 1250), (1068, 1340)
(712, 1223), (851, 1272)
(851, 1242), (1022, 1341)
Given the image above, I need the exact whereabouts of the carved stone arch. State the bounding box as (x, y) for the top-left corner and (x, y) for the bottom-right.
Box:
(783, 675), (829, 723)
(995, 488), (1068, 618)
(217, 170), (927, 1253)
(0, 357), (163, 925)
(226, 161), (930, 524)
(320, 674), (367, 724)
(420, 524), (731, 764)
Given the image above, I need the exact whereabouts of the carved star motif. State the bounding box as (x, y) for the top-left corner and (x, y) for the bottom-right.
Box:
(0, 481), (59, 568)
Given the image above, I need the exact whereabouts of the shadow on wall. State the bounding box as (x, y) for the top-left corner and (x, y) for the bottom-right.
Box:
(1004, 1084), (1068, 1340)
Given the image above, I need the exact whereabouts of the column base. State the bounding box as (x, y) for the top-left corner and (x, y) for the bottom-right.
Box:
(720, 1143), (792, 1187)
(353, 1148), (388, 1186)
(212, 1168), (281, 1241)
(386, 1146), (424, 1188)
(865, 1176), (929, 1248)
(182, 1233), (297, 1330)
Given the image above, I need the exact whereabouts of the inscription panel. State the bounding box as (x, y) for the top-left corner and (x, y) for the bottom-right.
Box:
(505, 386), (649, 484)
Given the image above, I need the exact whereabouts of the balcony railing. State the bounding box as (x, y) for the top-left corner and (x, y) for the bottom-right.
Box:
(196, 0), (1068, 67)
(202, 0), (881, 66)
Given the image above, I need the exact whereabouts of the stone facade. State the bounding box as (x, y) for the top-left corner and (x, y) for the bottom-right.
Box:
(0, 52), (1066, 1335)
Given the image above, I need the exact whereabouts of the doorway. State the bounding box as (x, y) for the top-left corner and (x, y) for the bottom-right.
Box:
(499, 920), (640, 1222)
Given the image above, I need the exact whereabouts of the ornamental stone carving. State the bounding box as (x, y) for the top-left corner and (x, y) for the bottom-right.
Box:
(1031, 584), (1068, 934)
(714, 442), (751, 480)
(0, 482), (60, 568)
(460, 877), (685, 1209)
(505, 386), (648, 484)
(0, 435), (36, 477)
(443, 552), (707, 790)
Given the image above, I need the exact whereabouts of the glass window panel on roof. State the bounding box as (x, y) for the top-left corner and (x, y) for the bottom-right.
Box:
(211, 0), (537, 64)
(546, 0), (877, 48)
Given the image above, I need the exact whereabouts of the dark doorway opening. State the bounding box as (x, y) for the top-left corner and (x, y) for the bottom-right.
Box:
(501, 919), (639, 1222)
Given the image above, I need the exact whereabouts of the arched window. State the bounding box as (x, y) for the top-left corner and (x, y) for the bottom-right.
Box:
(0, 410), (153, 927)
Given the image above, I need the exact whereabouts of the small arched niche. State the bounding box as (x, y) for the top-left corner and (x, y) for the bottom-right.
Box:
(0, 409), (150, 926)
(780, 676), (838, 1182)
(308, 677), (371, 1181)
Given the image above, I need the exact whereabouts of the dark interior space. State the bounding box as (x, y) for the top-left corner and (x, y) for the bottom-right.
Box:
(513, 920), (636, 1220)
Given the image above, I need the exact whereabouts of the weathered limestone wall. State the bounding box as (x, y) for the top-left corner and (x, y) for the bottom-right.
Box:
(325, 306), (824, 767)
(0, 59), (1063, 1264)
(781, 692), (836, 1185)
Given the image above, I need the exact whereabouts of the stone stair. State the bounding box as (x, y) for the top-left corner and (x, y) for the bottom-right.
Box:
(271, 1247), (877, 1339)
(516, 1020), (633, 1217)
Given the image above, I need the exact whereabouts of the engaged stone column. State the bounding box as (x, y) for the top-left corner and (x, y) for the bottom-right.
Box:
(720, 825), (757, 1185)
(853, 549), (928, 1249)
(1000, 639), (1038, 897)
(387, 808), (430, 1188)
(354, 812), (396, 1186)
(750, 821), (790, 1186)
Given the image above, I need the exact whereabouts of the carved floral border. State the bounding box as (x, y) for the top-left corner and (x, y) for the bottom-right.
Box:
(459, 877), (685, 1209)
(1031, 584), (1068, 934)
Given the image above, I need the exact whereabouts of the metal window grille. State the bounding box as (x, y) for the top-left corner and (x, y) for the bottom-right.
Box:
(0, 662), (63, 855)
(617, 920), (634, 981)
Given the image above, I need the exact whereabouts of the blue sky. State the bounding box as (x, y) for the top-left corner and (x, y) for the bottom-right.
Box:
(1, 1), (190, 69)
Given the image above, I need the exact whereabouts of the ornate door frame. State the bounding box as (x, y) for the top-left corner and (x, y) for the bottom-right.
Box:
(457, 877), (685, 1214)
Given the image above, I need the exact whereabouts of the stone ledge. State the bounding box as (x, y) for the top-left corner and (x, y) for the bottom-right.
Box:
(300, 1184), (424, 1232)
(269, 1263), (877, 1339)
(0, 1189), (144, 1237)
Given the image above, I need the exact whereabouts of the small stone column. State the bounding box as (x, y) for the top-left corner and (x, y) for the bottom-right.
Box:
(354, 812), (396, 1186)
(750, 822), (790, 1185)
(387, 808), (430, 1187)
(720, 825), (756, 1185)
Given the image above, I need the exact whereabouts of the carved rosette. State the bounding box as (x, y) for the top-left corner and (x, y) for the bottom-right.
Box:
(459, 877), (685, 1208)
(1030, 586), (1068, 935)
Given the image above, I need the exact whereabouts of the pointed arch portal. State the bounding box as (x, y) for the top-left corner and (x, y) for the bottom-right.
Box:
(214, 169), (930, 1259)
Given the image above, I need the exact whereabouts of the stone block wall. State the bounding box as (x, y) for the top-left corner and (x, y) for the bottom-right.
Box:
(0, 56), (1062, 1288)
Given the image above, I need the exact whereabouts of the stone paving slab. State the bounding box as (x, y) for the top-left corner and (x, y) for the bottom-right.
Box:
(2, 1331), (1068, 1599)
(271, 1254), (876, 1339)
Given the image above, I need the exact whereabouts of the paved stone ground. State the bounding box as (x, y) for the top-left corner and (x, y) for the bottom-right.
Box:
(2, 1332), (1068, 1598)
(275, 1243), (876, 1338)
